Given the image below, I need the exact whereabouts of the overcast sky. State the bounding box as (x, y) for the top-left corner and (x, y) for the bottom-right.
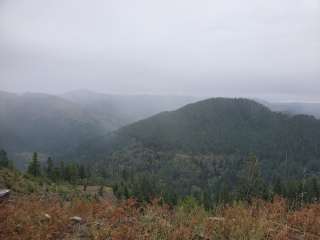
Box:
(0, 0), (319, 101)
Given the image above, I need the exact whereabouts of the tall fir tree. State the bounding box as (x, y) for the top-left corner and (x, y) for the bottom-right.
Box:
(311, 178), (320, 201)
(79, 165), (86, 179)
(0, 149), (9, 168)
(46, 157), (53, 179)
(27, 152), (41, 177)
(238, 154), (265, 201)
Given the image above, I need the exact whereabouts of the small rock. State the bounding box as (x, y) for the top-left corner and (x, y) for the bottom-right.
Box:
(95, 221), (102, 226)
(44, 213), (51, 220)
(0, 189), (10, 201)
(193, 233), (206, 240)
(70, 216), (82, 223)
(15, 224), (22, 233)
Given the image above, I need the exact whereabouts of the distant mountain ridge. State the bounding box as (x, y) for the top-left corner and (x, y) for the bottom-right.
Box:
(2, 89), (320, 172)
(263, 101), (320, 119)
(61, 90), (198, 128)
(0, 91), (105, 156)
(0, 90), (197, 160)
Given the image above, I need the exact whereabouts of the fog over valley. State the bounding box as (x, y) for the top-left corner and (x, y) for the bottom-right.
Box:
(1, 2), (320, 239)
(0, 0), (319, 185)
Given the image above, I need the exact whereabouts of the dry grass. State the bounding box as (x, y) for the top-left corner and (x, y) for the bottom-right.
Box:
(1, 196), (320, 240)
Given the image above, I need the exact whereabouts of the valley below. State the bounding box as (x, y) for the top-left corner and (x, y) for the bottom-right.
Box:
(1, 92), (320, 239)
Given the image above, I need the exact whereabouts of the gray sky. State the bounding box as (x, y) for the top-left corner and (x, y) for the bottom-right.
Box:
(0, 0), (319, 101)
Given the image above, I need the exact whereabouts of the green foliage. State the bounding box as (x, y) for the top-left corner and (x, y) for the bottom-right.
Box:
(178, 196), (200, 212)
(27, 152), (41, 177)
(46, 157), (53, 178)
(4, 97), (320, 211)
(0, 167), (50, 194)
(23, 152), (90, 186)
(98, 185), (104, 197)
(0, 150), (10, 168)
(237, 154), (267, 201)
(81, 98), (320, 207)
(79, 165), (86, 179)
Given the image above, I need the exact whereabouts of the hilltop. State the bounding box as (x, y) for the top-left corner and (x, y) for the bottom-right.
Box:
(77, 98), (320, 198)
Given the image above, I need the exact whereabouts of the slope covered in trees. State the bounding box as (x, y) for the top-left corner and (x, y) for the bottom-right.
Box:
(77, 98), (320, 203)
(1, 152), (320, 240)
(0, 90), (196, 160)
(0, 91), (107, 158)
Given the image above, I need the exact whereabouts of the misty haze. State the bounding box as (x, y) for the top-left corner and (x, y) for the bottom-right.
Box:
(0, 1), (320, 239)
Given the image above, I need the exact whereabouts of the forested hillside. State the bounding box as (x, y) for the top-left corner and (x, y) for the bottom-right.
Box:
(0, 90), (196, 164)
(76, 98), (320, 205)
(2, 150), (320, 240)
(0, 91), (105, 156)
(3, 92), (320, 205)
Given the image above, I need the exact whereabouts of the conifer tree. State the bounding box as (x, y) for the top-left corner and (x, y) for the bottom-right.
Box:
(59, 161), (65, 180)
(79, 165), (86, 179)
(238, 154), (265, 201)
(311, 177), (320, 201)
(98, 185), (104, 197)
(46, 157), (53, 179)
(0, 149), (9, 168)
(27, 152), (41, 177)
